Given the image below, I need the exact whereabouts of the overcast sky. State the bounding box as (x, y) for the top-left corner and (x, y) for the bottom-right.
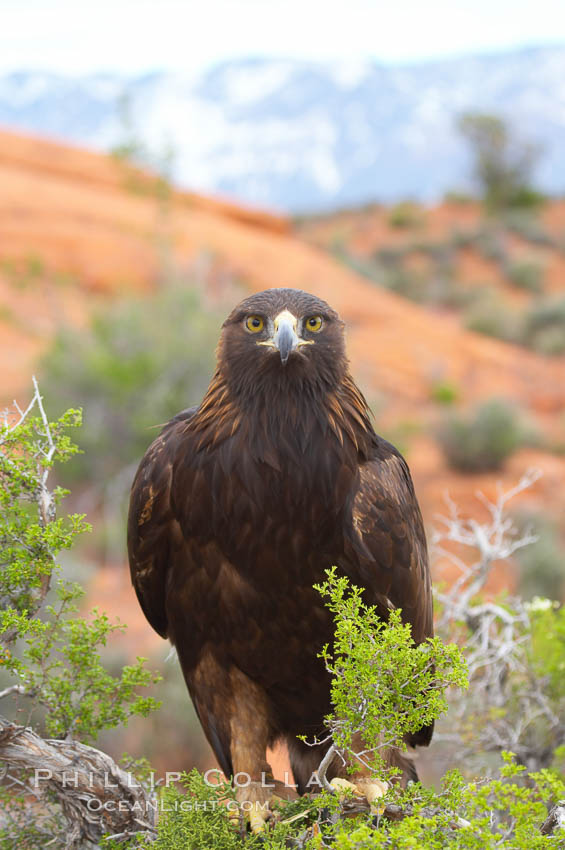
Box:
(2, 0), (565, 76)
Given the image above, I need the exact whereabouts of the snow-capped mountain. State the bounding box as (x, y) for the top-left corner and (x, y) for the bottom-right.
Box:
(1, 46), (565, 212)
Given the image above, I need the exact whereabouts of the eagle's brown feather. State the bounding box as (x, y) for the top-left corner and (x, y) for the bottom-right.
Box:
(127, 288), (433, 792)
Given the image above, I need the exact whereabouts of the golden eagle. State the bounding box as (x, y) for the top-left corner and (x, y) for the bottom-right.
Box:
(128, 288), (432, 828)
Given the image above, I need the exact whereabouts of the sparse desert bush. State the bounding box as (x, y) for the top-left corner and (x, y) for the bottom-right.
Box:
(443, 190), (475, 205)
(512, 512), (565, 601)
(430, 380), (459, 405)
(465, 291), (565, 355)
(374, 244), (411, 265)
(520, 297), (565, 355)
(436, 399), (525, 472)
(433, 278), (478, 310)
(506, 258), (545, 293)
(383, 267), (424, 300)
(448, 227), (479, 249)
(39, 281), (223, 559)
(504, 213), (555, 247)
(409, 239), (446, 258)
(387, 201), (424, 229)
(343, 238), (474, 309)
(475, 226), (508, 265)
(40, 285), (220, 460)
(386, 268), (475, 309)
(507, 185), (548, 210)
(463, 289), (519, 342)
(410, 240), (456, 274)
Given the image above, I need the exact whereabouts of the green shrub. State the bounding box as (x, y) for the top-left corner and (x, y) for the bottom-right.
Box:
(139, 761), (565, 849)
(463, 290), (519, 342)
(436, 399), (525, 472)
(475, 226), (508, 264)
(504, 213), (555, 247)
(430, 380), (459, 405)
(409, 239), (449, 259)
(38, 281), (223, 559)
(380, 265), (465, 308)
(0, 388), (160, 847)
(448, 227), (479, 249)
(383, 267), (424, 300)
(431, 278), (477, 309)
(443, 190), (475, 205)
(315, 569), (466, 769)
(387, 202), (423, 229)
(513, 513), (565, 601)
(521, 297), (565, 355)
(506, 259), (545, 293)
(465, 292), (565, 355)
(0, 398), (160, 740)
(40, 283), (220, 489)
(374, 244), (411, 266)
(508, 185), (547, 210)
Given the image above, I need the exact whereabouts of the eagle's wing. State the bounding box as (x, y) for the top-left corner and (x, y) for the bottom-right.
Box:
(346, 440), (432, 645)
(127, 407), (197, 639)
(345, 440), (433, 747)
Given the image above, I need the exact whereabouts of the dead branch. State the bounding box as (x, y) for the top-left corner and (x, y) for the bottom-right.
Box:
(0, 716), (157, 848)
(433, 470), (565, 772)
(540, 800), (565, 836)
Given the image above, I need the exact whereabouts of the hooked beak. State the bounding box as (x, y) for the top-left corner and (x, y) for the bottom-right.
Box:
(273, 310), (299, 366)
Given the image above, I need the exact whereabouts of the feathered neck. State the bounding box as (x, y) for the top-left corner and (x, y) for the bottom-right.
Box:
(188, 366), (375, 462)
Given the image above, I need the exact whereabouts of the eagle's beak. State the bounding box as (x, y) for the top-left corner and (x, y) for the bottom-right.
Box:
(273, 310), (299, 366)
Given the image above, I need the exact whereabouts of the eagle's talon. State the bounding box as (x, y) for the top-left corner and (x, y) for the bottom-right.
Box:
(248, 803), (271, 834)
(228, 808), (245, 834)
(354, 779), (389, 814)
(232, 781), (274, 834)
(330, 777), (364, 798)
(330, 777), (388, 813)
(229, 802), (272, 835)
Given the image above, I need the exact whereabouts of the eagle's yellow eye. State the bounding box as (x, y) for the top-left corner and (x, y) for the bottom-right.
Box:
(305, 315), (323, 332)
(246, 315), (264, 333)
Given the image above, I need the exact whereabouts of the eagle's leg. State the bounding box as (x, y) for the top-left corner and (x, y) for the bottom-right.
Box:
(228, 667), (276, 833)
(186, 653), (275, 833)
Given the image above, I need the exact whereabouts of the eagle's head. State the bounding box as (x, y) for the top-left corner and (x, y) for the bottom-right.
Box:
(218, 288), (347, 395)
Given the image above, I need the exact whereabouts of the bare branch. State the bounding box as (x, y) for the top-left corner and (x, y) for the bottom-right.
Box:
(541, 800), (565, 836)
(315, 743), (339, 793)
(31, 374), (57, 526)
(0, 716), (157, 848)
(0, 685), (26, 700)
(433, 470), (565, 773)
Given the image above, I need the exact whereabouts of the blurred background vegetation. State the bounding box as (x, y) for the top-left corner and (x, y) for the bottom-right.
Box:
(40, 281), (222, 560)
